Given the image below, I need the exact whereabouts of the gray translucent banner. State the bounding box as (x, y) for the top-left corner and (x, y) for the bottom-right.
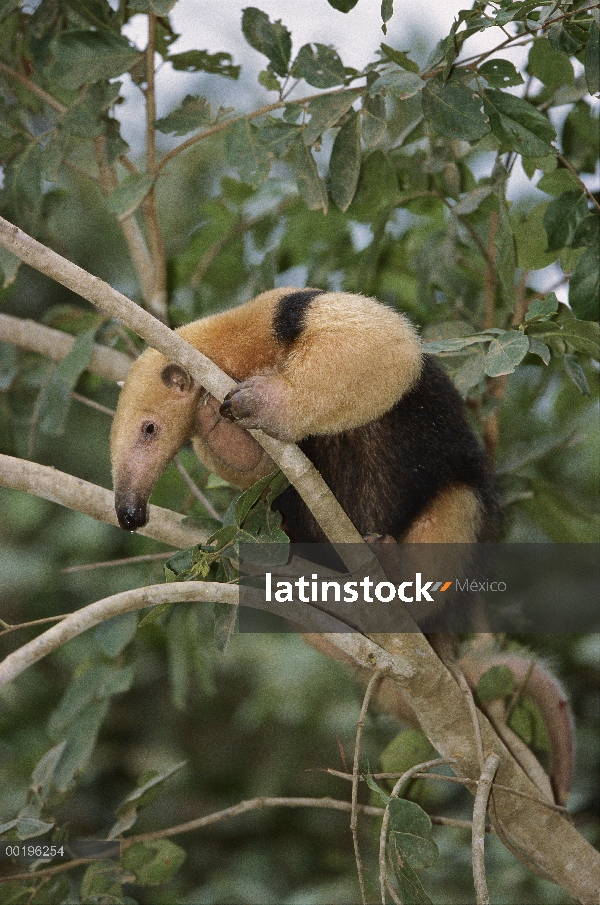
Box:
(238, 544), (600, 633)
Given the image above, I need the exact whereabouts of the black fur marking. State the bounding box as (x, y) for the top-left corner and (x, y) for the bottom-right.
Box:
(274, 355), (499, 544)
(273, 289), (326, 344)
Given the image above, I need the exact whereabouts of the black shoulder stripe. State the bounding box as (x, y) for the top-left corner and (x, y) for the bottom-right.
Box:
(273, 289), (326, 343)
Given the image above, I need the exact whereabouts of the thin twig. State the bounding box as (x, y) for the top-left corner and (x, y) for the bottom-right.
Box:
(156, 85), (366, 173)
(93, 136), (156, 310)
(352, 668), (385, 905)
(557, 153), (600, 214)
(61, 552), (173, 574)
(0, 60), (66, 113)
(173, 455), (221, 521)
(472, 753), (500, 905)
(69, 391), (115, 418)
(0, 797), (385, 887)
(0, 614), (67, 637)
(142, 12), (168, 323)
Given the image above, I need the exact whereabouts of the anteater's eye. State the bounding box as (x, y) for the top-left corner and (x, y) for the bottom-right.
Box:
(142, 421), (158, 439)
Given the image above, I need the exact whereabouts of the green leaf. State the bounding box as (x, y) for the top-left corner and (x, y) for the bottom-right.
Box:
(291, 43), (345, 88)
(393, 856), (435, 905)
(241, 7), (291, 77)
(48, 30), (141, 90)
(107, 174), (155, 220)
(349, 149), (400, 218)
(536, 168), (580, 196)
(484, 331), (530, 377)
(511, 204), (561, 270)
(543, 191), (589, 252)
(258, 69), (281, 91)
(330, 111), (361, 211)
(423, 334), (497, 354)
(380, 728), (437, 777)
(528, 337), (551, 365)
(550, 308), (599, 357)
(569, 240), (600, 321)
(453, 185), (494, 215)
(562, 102), (599, 175)
(381, 0), (393, 35)
(525, 292), (559, 323)
(121, 840), (186, 886)
(453, 350), (486, 395)
(388, 798), (439, 870)
(548, 21), (587, 55)
(168, 49), (240, 79)
(224, 119), (270, 186)
(48, 663), (134, 737)
(365, 771), (390, 803)
(94, 612), (139, 658)
(80, 861), (123, 903)
(379, 44), (420, 73)
(234, 470), (282, 525)
(327, 0), (359, 10)
(61, 81), (121, 139)
(476, 664), (514, 702)
(0, 817), (54, 839)
(109, 763), (186, 838)
(258, 117), (302, 156)
(361, 92), (386, 146)
(421, 80), (490, 141)
(129, 0), (177, 11)
(369, 68), (425, 99)
(483, 89), (555, 156)
(38, 328), (97, 435)
(527, 37), (574, 88)
(585, 21), (600, 95)
(303, 90), (360, 145)
(479, 59), (524, 88)
(155, 95), (212, 135)
(562, 352), (591, 395)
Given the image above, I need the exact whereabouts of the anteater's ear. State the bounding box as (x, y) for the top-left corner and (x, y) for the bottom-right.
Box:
(160, 362), (194, 394)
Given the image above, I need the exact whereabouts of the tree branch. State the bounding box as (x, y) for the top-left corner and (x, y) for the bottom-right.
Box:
(0, 454), (207, 550)
(0, 215), (366, 550)
(93, 137), (160, 318)
(472, 754), (500, 905)
(0, 313), (132, 382)
(140, 12), (168, 322)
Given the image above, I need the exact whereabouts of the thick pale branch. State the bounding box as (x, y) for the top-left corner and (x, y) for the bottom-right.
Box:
(0, 313), (133, 382)
(0, 215), (364, 548)
(0, 582), (404, 690)
(0, 454), (207, 550)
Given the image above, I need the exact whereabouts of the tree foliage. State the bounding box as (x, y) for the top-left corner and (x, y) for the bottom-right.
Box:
(0, 0), (599, 902)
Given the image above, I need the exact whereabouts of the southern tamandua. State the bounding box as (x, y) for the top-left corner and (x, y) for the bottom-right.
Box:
(110, 288), (573, 805)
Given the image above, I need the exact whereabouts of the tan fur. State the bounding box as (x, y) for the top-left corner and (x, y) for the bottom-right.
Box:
(110, 289), (573, 805)
(400, 484), (483, 544)
(272, 292), (422, 440)
(111, 288), (424, 513)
